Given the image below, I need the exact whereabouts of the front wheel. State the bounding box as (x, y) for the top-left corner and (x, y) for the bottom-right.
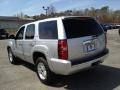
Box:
(36, 57), (54, 84)
(8, 48), (17, 64)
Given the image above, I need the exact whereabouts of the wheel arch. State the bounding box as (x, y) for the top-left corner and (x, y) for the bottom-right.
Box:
(33, 51), (47, 64)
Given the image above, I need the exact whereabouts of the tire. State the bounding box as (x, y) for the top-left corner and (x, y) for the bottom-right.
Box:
(8, 48), (18, 64)
(118, 28), (120, 36)
(36, 57), (54, 84)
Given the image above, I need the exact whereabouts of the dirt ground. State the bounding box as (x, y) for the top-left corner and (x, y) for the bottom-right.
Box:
(0, 29), (120, 90)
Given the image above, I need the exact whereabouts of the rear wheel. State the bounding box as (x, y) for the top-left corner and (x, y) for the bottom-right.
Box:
(36, 57), (54, 84)
(119, 28), (120, 36)
(8, 48), (17, 64)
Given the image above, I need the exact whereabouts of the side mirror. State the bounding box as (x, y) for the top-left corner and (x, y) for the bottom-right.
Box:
(9, 35), (15, 39)
(102, 26), (107, 32)
(100, 24), (107, 32)
(104, 28), (107, 32)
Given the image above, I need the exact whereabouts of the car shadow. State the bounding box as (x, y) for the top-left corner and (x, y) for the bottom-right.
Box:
(21, 61), (120, 90)
(15, 60), (36, 72)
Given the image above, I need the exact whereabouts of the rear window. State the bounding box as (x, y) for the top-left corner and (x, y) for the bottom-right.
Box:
(62, 18), (103, 39)
(39, 21), (58, 39)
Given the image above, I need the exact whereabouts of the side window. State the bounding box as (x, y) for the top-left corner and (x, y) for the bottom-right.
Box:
(25, 24), (35, 39)
(39, 21), (58, 39)
(16, 26), (25, 40)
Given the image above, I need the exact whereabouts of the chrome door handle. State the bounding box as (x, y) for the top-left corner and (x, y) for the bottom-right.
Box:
(29, 43), (34, 46)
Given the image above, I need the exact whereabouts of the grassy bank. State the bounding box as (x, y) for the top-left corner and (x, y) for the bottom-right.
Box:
(6, 28), (17, 35)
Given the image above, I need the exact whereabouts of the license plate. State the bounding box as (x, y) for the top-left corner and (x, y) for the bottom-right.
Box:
(83, 40), (96, 52)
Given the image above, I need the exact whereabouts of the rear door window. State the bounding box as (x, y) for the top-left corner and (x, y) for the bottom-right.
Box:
(62, 18), (103, 39)
(39, 21), (58, 39)
(25, 24), (35, 39)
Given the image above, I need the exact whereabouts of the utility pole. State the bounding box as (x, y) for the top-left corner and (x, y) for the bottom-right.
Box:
(42, 6), (49, 16)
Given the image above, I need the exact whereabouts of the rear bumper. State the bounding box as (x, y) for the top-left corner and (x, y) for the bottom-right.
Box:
(50, 48), (109, 75)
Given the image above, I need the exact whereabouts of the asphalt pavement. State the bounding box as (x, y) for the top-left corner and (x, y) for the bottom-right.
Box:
(0, 29), (120, 90)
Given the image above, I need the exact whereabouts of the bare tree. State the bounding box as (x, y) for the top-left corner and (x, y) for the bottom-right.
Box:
(15, 12), (30, 19)
(32, 5), (120, 23)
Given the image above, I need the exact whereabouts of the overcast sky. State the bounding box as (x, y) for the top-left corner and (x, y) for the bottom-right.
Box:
(0, 0), (120, 16)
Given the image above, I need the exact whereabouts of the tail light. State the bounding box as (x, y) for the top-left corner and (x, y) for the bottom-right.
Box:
(105, 32), (107, 48)
(58, 39), (68, 60)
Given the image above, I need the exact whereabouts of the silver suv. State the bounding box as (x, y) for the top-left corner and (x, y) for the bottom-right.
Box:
(7, 16), (109, 84)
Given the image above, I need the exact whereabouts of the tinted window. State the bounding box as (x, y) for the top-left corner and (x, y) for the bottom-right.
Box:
(0, 29), (6, 34)
(63, 18), (103, 39)
(39, 21), (58, 39)
(25, 24), (35, 39)
(16, 26), (25, 40)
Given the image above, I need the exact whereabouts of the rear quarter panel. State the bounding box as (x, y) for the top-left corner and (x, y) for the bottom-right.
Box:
(34, 40), (58, 59)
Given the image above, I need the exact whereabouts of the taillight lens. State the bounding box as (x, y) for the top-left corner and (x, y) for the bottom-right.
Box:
(58, 39), (68, 60)
(105, 32), (107, 48)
